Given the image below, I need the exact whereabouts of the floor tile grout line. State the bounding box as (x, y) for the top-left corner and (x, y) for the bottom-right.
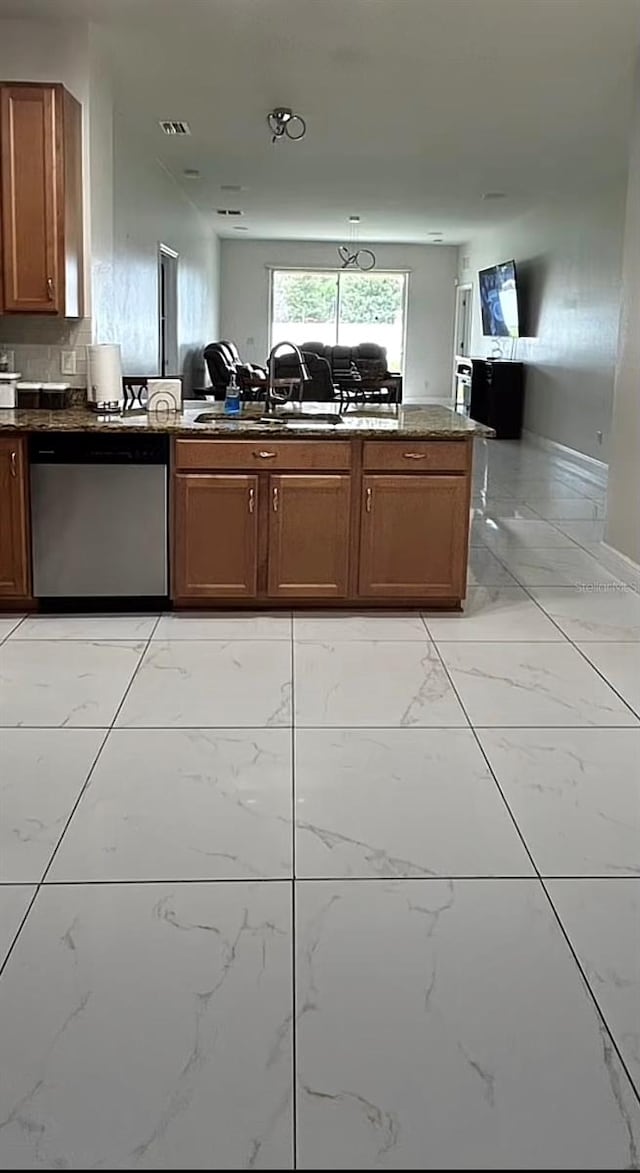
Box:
(428, 622), (640, 1109)
(2, 876), (639, 887)
(1, 722), (638, 731)
(37, 729), (112, 887)
(0, 721), (113, 979)
(35, 617), (162, 890)
(537, 877), (640, 1108)
(0, 613), (28, 645)
(424, 618), (543, 878)
(290, 629), (298, 1170)
(0, 885), (41, 982)
(481, 547), (640, 722)
(107, 619), (161, 730)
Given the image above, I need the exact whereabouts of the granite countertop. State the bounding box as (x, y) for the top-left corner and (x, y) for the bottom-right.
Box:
(0, 402), (494, 439)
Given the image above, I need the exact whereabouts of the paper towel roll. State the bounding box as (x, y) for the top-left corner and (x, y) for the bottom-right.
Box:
(86, 344), (123, 407)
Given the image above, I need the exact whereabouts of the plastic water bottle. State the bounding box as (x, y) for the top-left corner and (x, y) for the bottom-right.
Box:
(224, 372), (242, 416)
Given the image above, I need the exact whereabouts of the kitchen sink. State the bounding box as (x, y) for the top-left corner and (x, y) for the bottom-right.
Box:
(267, 412), (344, 424)
(192, 411), (345, 427)
(191, 413), (287, 428)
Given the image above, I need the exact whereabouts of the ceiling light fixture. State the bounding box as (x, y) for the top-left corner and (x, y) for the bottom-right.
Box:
(338, 216), (376, 271)
(267, 107), (306, 144)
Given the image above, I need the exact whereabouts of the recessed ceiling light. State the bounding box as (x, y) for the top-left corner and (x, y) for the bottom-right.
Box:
(482, 191), (506, 200)
(159, 120), (191, 136)
(183, 168), (200, 179)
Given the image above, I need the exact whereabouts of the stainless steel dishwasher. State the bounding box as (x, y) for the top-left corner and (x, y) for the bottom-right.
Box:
(30, 433), (169, 602)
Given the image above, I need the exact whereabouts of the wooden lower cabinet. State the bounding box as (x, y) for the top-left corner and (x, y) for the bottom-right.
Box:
(268, 474), (351, 598)
(171, 439), (473, 606)
(0, 436), (30, 598)
(359, 474), (469, 598)
(173, 473), (258, 599)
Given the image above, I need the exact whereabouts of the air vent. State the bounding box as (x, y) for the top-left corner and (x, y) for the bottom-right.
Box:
(216, 209), (243, 216)
(159, 120), (191, 136)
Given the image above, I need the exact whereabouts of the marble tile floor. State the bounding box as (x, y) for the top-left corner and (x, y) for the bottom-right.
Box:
(0, 437), (639, 1168)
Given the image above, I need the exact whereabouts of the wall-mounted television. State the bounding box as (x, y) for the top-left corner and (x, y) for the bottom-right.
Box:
(479, 260), (521, 338)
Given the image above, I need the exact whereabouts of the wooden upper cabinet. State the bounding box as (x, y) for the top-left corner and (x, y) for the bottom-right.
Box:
(173, 473), (259, 600)
(359, 474), (469, 598)
(268, 474), (351, 598)
(0, 436), (30, 598)
(0, 83), (83, 315)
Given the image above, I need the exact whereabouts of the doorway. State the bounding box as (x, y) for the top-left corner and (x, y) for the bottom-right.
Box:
(453, 282), (473, 359)
(158, 244), (179, 376)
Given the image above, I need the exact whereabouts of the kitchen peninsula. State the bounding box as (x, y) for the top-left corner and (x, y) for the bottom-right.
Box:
(0, 404), (492, 610)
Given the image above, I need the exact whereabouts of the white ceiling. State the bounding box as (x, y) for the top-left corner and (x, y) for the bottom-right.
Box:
(2, 0), (640, 243)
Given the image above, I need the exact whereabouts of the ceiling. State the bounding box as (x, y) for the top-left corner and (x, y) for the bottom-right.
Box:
(1, 0), (639, 243)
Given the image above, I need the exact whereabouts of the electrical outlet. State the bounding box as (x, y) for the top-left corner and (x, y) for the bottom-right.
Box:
(60, 350), (77, 376)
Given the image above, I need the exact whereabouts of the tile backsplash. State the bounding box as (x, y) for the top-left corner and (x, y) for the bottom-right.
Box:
(0, 317), (91, 386)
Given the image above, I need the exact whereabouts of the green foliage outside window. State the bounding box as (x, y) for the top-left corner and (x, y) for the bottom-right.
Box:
(273, 272), (403, 325)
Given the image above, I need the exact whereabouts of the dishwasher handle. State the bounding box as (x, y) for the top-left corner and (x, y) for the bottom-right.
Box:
(29, 433), (169, 465)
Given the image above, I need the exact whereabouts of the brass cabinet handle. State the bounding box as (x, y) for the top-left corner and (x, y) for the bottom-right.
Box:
(365, 487), (372, 513)
(272, 486), (279, 512)
(46, 277), (55, 301)
(10, 450), (17, 478)
(254, 450), (276, 459)
(248, 487), (255, 514)
(403, 451), (428, 460)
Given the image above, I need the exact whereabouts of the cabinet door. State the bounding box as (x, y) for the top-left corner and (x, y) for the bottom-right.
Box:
(268, 474), (351, 598)
(359, 474), (468, 598)
(173, 474), (258, 599)
(0, 85), (59, 313)
(0, 437), (30, 598)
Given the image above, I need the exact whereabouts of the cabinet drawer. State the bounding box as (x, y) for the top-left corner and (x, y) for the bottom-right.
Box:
(175, 439), (352, 471)
(362, 440), (470, 473)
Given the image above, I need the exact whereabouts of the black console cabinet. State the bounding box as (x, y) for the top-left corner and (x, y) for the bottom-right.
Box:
(469, 359), (525, 440)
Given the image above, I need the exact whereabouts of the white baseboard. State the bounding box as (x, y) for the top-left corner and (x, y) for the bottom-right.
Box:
(597, 541), (640, 593)
(521, 429), (608, 474)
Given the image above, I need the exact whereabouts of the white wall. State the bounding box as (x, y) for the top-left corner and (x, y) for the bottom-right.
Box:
(606, 61), (640, 565)
(103, 121), (220, 392)
(88, 28), (114, 344)
(220, 240), (458, 401)
(459, 186), (626, 461)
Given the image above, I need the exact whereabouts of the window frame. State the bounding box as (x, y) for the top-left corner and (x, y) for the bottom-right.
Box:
(267, 266), (410, 374)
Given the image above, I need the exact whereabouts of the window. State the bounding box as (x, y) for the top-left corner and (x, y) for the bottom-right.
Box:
(270, 269), (407, 372)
